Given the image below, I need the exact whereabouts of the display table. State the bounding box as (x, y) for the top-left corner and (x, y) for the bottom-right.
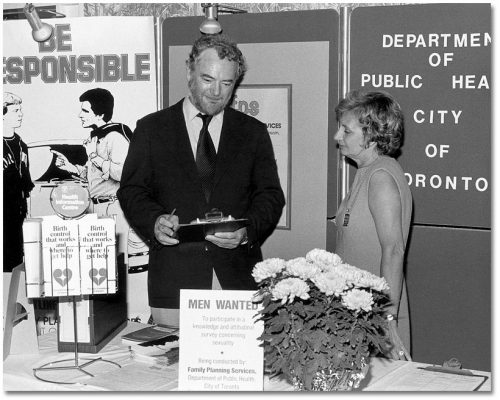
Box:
(3, 322), (491, 392)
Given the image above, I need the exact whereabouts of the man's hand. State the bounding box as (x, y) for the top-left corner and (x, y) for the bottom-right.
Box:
(154, 213), (179, 246)
(83, 137), (97, 156)
(51, 150), (79, 175)
(205, 227), (247, 249)
(386, 321), (411, 361)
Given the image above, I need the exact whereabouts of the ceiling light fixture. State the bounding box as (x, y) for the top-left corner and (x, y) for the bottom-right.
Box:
(199, 3), (247, 35)
(23, 3), (54, 42)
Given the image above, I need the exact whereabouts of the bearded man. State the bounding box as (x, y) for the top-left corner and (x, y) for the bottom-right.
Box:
(117, 34), (285, 327)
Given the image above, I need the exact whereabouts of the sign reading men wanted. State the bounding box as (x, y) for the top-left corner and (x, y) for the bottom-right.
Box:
(178, 289), (264, 391)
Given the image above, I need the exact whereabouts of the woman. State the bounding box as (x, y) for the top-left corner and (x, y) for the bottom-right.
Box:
(334, 90), (412, 360)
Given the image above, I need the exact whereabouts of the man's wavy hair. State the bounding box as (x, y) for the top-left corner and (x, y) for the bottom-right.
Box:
(187, 34), (247, 82)
(335, 90), (405, 157)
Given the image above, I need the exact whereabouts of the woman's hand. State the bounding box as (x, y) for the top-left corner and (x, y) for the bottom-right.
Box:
(386, 321), (412, 361)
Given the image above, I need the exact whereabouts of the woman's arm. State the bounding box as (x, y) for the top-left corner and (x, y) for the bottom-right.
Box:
(368, 169), (410, 360)
(368, 169), (404, 314)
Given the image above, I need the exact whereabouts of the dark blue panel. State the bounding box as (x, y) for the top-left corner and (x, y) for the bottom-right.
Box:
(405, 225), (491, 371)
(351, 4), (491, 228)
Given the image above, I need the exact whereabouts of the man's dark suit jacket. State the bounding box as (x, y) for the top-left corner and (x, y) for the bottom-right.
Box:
(117, 99), (285, 308)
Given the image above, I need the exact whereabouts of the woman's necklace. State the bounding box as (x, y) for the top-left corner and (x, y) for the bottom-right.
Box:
(342, 154), (379, 226)
(342, 171), (366, 227)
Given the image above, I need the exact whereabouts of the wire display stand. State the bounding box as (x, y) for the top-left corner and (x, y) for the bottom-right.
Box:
(31, 224), (121, 385)
(33, 299), (121, 384)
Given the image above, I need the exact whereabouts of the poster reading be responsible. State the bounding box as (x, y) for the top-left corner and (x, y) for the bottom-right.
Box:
(178, 290), (263, 391)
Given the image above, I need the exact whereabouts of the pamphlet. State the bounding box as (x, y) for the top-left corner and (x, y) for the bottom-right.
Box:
(24, 213), (118, 297)
(23, 218), (44, 298)
(132, 347), (179, 367)
(41, 215), (80, 296)
(122, 325), (179, 345)
(79, 215), (117, 295)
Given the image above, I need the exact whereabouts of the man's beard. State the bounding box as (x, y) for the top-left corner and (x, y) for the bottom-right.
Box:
(188, 79), (227, 116)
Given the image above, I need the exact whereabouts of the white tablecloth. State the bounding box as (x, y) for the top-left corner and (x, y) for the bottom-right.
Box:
(3, 322), (491, 392)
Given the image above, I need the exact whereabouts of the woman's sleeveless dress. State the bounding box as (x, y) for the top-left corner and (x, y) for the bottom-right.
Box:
(335, 155), (412, 353)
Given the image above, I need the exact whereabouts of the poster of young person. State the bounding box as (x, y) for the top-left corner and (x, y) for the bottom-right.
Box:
(178, 289), (264, 391)
(3, 16), (157, 169)
(232, 84), (291, 229)
(3, 15), (156, 323)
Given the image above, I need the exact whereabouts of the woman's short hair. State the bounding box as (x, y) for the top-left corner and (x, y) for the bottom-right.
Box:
(187, 34), (247, 81)
(335, 90), (404, 156)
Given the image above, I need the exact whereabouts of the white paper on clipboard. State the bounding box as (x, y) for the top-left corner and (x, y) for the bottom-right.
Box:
(364, 362), (488, 391)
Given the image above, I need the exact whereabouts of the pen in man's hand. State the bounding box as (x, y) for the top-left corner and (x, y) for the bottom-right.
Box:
(169, 208), (178, 239)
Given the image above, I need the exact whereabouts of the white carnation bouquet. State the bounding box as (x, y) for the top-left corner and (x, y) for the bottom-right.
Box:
(252, 249), (392, 390)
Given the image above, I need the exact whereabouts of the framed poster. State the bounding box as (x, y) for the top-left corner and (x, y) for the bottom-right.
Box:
(232, 84), (291, 229)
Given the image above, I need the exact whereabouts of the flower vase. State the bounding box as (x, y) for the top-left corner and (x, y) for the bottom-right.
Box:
(291, 358), (369, 391)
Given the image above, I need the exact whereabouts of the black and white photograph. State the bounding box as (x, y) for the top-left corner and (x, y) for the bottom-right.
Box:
(2, 1), (493, 394)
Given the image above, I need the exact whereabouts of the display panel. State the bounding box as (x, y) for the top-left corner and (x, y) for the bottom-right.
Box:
(163, 10), (339, 258)
(351, 4), (491, 228)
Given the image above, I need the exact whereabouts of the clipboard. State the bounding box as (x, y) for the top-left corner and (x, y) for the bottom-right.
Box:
(418, 366), (489, 391)
(175, 218), (249, 242)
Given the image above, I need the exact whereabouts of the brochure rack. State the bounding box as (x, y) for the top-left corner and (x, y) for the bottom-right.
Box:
(32, 238), (121, 385)
(25, 182), (122, 384)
